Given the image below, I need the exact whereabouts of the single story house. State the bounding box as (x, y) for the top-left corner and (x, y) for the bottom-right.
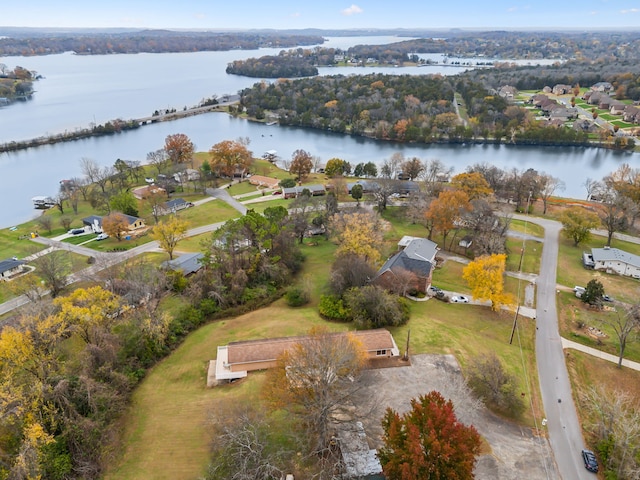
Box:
(591, 247), (640, 278)
(374, 236), (438, 294)
(208, 329), (399, 386)
(0, 258), (26, 280)
(132, 184), (166, 200)
(161, 252), (204, 276)
(282, 184), (326, 199)
(248, 175), (280, 189)
(156, 198), (189, 216)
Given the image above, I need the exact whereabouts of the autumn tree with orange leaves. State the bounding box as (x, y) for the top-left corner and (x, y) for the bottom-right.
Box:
(379, 391), (481, 480)
(164, 133), (195, 165)
(208, 139), (254, 178)
(289, 148), (313, 182)
(425, 189), (471, 247)
(450, 172), (494, 200)
(102, 212), (130, 241)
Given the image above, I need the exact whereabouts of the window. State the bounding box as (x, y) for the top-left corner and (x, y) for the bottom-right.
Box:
(376, 350), (387, 356)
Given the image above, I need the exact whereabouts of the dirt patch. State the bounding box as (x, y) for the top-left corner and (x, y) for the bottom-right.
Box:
(355, 354), (558, 479)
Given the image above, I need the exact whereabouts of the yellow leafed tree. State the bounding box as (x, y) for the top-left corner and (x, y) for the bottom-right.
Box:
(152, 215), (189, 260)
(462, 254), (515, 312)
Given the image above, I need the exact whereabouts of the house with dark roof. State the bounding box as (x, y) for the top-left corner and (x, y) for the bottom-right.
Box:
(161, 252), (204, 276)
(374, 236), (438, 295)
(591, 247), (640, 278)
(0, 258), (25, 280)
(155, 198), (189, 216)
(82, 213), (146, 233)
(282, 184), (326, 199)
(208, 329), (400, 386)
(82, 215), (104, 233)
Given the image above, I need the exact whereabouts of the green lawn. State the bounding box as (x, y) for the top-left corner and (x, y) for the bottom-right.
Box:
(510, 219), (545, 238)
(105, 214), (539, 479)
(506, 238), (542, 274)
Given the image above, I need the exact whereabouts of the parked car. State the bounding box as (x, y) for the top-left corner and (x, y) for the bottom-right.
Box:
(573, 286), (586, 293)
(96, 233), (109, 241)
(428, 286), (442, 294)
(602, 294), (613, 302)
(450, 295), (469, 303)
(69, 228), (85, 235)
(581, 449), (598, 473)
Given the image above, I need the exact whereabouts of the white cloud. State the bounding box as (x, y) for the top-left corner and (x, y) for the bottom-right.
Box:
(341, 4), (363, 16)
(620, 8), (639, 14)
(290, 12), (301, 18)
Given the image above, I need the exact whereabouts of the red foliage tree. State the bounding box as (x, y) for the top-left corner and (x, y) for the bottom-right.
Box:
(379, 391), (481, 480)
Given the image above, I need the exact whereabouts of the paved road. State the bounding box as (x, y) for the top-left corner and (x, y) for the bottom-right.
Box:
(526, 215), (591, 479)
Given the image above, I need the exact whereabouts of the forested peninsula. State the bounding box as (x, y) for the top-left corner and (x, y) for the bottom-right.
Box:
(239, 73), (594, 147)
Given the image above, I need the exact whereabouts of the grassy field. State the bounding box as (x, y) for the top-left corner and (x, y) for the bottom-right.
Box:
(510, 218), (545, 238)
(506, 238), (542, 274)
(104, 224), (540, 479)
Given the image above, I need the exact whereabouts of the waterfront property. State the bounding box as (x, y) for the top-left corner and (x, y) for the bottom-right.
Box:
(208, 328), (400, 386)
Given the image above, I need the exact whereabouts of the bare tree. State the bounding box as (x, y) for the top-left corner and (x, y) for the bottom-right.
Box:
(146, 149), (170, 176)
(30, 250), (71, 298)
(600, 305), (640, 368)
(204, 406), (287, 480)
(538, 173), (566, 215)
(584, 177), (603, 201)
(598, 186), (637, 246)
(36, 215), (53, 234)
(582, 385), (640, 477)
(264, 328), (367, 453)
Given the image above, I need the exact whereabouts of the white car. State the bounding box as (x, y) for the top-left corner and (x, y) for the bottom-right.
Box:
(96, 233), (109, 241)
(450, 295), (469, 303)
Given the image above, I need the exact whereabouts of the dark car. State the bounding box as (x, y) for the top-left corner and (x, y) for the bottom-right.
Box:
(70, 228), (85, 235)
(582, 449), (598, 473)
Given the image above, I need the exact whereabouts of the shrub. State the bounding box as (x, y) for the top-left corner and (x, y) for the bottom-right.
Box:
(467, 353), (525, 417)
(279, 178), (296, 188)
(343, 285), (410, 329)
(318, 294), (351, 321)
(285, 286), (310, 307)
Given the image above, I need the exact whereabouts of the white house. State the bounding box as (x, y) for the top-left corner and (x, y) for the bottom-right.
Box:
(591, 247), (640, 279)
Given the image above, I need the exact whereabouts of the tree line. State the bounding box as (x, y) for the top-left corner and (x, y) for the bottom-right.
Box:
(0, 31), (325, 56)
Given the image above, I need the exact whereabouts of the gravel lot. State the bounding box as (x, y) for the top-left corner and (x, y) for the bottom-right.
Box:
(355, 354), (559, 479)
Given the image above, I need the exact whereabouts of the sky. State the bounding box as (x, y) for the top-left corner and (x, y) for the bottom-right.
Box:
(2, 0), (639, 30)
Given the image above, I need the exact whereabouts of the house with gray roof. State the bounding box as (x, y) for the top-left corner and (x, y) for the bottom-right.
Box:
(0, 258), (25, 280)
(591, 247), (640, 278)
(375, 236), (438, 294)
(161, 252), (204, 276)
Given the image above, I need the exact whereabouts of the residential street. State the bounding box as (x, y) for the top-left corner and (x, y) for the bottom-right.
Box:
(523, 215), (590, 479)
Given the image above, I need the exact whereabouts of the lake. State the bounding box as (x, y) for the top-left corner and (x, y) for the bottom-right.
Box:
(0, 37), (636, 228)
